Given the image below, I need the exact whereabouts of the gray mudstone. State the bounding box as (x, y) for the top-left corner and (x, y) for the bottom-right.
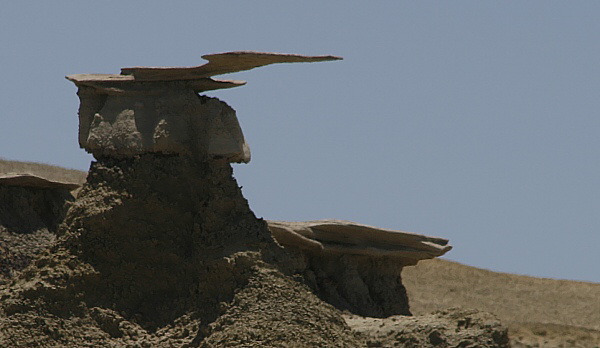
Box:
(74, 86), (250, 163)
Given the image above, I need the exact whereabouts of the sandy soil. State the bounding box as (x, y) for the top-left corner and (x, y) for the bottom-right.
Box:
(403, 258), (600, 347)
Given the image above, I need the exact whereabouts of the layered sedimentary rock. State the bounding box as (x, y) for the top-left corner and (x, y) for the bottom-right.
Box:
(67, 52), (341, 163)
(268, 219), (451, 264)
(0, 52), (478, 347)
(269, 220), (452, 317)
(0, 174), (78, 234)
(67, 81), (251, 162)
(0, 52), (365, 347)
(0, 174), (79, 282)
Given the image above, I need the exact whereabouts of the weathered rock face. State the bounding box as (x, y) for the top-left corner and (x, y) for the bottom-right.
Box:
(60, 155), (271, 324)
(302, 252), (413, 317)
(67, 51), (342, 164)
(0, 175), (77, 234)
(0, 154), (361, 347)
(74, 89), (250, 163)
(0, 52), (475, 347)
(268, 220), (452, 317)
(0, 174), (78, 283)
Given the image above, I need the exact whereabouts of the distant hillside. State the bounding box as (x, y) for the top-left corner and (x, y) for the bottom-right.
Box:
(403, 258), (600, 347)
(0, 158), (87, 185)
(404, 258), (600, 330)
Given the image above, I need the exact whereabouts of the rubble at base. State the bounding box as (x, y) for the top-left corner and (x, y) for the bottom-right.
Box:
(346, 308), (510, 348)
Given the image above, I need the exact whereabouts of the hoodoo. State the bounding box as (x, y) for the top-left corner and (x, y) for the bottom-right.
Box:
(268, 219), (451, 316)
(0, 52), (495, 347)
(1, 52), (365, 347)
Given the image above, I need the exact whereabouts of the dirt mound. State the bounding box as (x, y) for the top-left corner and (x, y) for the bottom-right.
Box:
(0, 154), (360, 347)
(0, 227), (55, 284)
(202, 266), (360, 347)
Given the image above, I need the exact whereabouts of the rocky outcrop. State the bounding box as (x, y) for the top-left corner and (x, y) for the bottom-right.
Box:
(67, 81), (251, 163)
(0, 174), (79, 283)
(120, 51), (342, 81)
(0, 174), (78, 234)
(0, 154), (363, 347)
(0, 52), (494, 347)
(268, 220), (452, 318)
(268, 219), (451, 264)
(66, 52), (341, 163)
(0, 53), (366, 347)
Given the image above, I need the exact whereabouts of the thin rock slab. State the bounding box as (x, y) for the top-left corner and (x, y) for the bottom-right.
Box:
(67, 52), (341, 92)
(0, 174), (80, 191)
(268, 219), (452, 265)
(121, 51), (342, 81)
(66, 75), (245, 95)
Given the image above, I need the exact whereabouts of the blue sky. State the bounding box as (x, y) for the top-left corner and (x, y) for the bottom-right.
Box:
(1, 2), (598, 282)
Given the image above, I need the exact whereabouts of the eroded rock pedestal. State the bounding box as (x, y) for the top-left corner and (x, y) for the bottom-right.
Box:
(269, 220), (451, 317)
(1, 52), (364, 347)
(0, 52), (506, 347)
(74, 88), (250, 163)
(67, 51), (342, 162)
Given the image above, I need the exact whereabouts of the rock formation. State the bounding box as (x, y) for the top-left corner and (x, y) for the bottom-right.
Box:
(0, 52), (364, 347)
(0, 174), (79, 233)
(0, 174), (80, 191)
(0, 174), (79, 283)
(268, 220), (451, 317)
(66, 52), (341, 162)
(0, 51), (506, 347)
(268, 220), (451, 263)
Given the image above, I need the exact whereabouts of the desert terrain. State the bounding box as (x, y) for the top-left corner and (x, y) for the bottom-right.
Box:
(1, 159), (599, 347)
(404, 258), (600, 347)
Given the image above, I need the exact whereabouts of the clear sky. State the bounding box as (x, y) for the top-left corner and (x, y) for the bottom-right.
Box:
(1, 2), (598, 282)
